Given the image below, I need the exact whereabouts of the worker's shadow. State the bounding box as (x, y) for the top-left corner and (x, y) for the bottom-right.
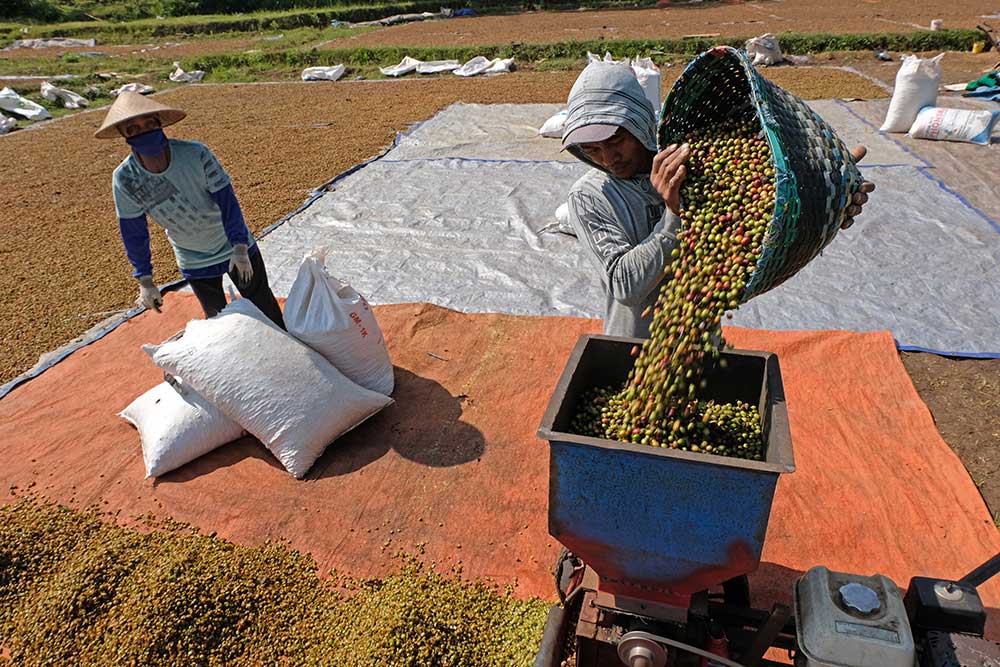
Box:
(309, 367), (486, 478)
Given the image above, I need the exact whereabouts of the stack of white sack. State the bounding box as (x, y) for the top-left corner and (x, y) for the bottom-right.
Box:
(540, 53), (662, 137)
(586, 52), (662, 116)
(878, 54), (997, 145)
(121, 252), (394, 479)
(880, 54), (943, 133)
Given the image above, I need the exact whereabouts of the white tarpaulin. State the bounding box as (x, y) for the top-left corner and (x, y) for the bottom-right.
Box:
(0, 112), (16, 134)
(416, 60), (459, 74)
(169, 61), (206, 83)
(40, 81), (88, 109)
(301, 65), (346, 81)
(454, 56), (515, 77)
(379, 56), (421, 77)
(0, 87), (50, 120)
(255, 101), (1000, 356)
(111, 82), (154, 96)
(6, 38), (96, 49)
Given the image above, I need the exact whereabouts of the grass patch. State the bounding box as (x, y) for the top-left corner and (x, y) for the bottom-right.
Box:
(1, 0), (513, 44)
(190, 28), (983, 73)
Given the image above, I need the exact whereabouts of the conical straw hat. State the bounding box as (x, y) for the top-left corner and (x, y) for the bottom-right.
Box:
(94, 91), (186, 139)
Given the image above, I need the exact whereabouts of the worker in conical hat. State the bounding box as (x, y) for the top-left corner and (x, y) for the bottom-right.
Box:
(96, 91), (284, 327)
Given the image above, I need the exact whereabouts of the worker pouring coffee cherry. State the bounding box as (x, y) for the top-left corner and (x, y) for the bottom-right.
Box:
(95, 92), (285, 328)
(560, 61), (875, 340)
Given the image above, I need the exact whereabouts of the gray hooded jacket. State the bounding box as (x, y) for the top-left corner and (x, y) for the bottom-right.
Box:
(563, 61), (681, 339)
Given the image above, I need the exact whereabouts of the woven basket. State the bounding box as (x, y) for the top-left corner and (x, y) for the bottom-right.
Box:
(658, 46), (863, 300)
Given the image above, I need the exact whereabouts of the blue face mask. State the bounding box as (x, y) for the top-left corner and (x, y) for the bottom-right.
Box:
(126, 128), (168, 157)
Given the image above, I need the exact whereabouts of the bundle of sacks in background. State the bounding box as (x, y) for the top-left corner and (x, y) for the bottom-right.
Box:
(538, 53), (662, 139)
(120, 249), (394, 479)
(881, 54), (1000, 145)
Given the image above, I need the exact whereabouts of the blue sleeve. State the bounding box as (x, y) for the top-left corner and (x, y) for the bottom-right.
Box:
(118, 215), (153, 278)
(209, 184), (249, 247)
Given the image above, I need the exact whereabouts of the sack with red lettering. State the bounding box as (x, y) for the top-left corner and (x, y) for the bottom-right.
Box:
(284, 248), (394, 395)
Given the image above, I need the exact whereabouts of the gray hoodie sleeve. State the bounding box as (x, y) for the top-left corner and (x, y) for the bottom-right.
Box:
(568, 190), (682, 307)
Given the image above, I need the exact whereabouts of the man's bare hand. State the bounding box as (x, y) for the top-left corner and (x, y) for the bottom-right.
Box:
(650, 143), (691, 216)
(842, 145), (876, 230)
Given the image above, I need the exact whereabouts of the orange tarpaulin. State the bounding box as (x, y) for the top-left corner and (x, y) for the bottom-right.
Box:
(1, 293), (997, 632)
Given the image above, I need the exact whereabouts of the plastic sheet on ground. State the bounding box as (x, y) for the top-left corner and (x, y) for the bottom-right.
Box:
(40, 80), (88, 109)
(0, 86), (50, 120)
(379, 56), (421, 77)
(0, 112), (15, 134)
(301, 65), (346, 82)
(256, 101), (1000, 356)
(112, 82), (155, 96)
(454, 56), (514, 77)
(169, 61), (206, 83)
(2, 295), (1000, 637)
(416, 60), (459, 74)
(388, 103), (574, 162)
(454, 57), (493, 77)
(5, 38), (96, 50)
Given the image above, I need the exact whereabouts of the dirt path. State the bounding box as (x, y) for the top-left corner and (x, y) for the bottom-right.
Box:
(333, 0), (994, 49)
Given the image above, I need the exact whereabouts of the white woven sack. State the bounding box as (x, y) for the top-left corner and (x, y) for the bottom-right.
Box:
(284, 249), (394, 395)
(908, 106), (1000, 145)
(119, 380), (245, 478)
(631, 57), (661, 117)
(880, 54), (943, 133)
(539, 109), (568, 138)
(143, 298), (392, 478)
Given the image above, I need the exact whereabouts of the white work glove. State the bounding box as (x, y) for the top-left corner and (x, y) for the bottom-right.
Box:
(229, 243), (253, 284)
(137, 275), (162, 312)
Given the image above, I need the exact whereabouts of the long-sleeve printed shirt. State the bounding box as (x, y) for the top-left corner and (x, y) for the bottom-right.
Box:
(112, 139), (254, 278)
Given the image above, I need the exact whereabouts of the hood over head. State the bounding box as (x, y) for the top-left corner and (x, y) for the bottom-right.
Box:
(561, 61), (658, 172)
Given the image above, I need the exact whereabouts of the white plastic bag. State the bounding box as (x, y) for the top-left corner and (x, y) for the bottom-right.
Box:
(745, 34), (784, 67)
(40, 81), (88, 109)
(416, 60), (460, 74)
(908, 106), (1000, 145)
(0, 86), (50, 120)
(454, 56), (492, 77)
(301, 65), (346, 81)
(484, 57), (515, 74)
(631, 57), (661, 117)
(169, 61), (206, 83)
(587, 51), (628, 66)
(555, 202), (575, 235)
(380, 56), (422, 77)
(112, 82), (155, 96)
(880, 54), (943, 133)
(538, 109), (568, 138)
(120, 380), (245, 478)
(585, 53), (661, 115)
(0, 113), (15, 135)
(144, 298), (393, 479)
(284, 249), (394, 395)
